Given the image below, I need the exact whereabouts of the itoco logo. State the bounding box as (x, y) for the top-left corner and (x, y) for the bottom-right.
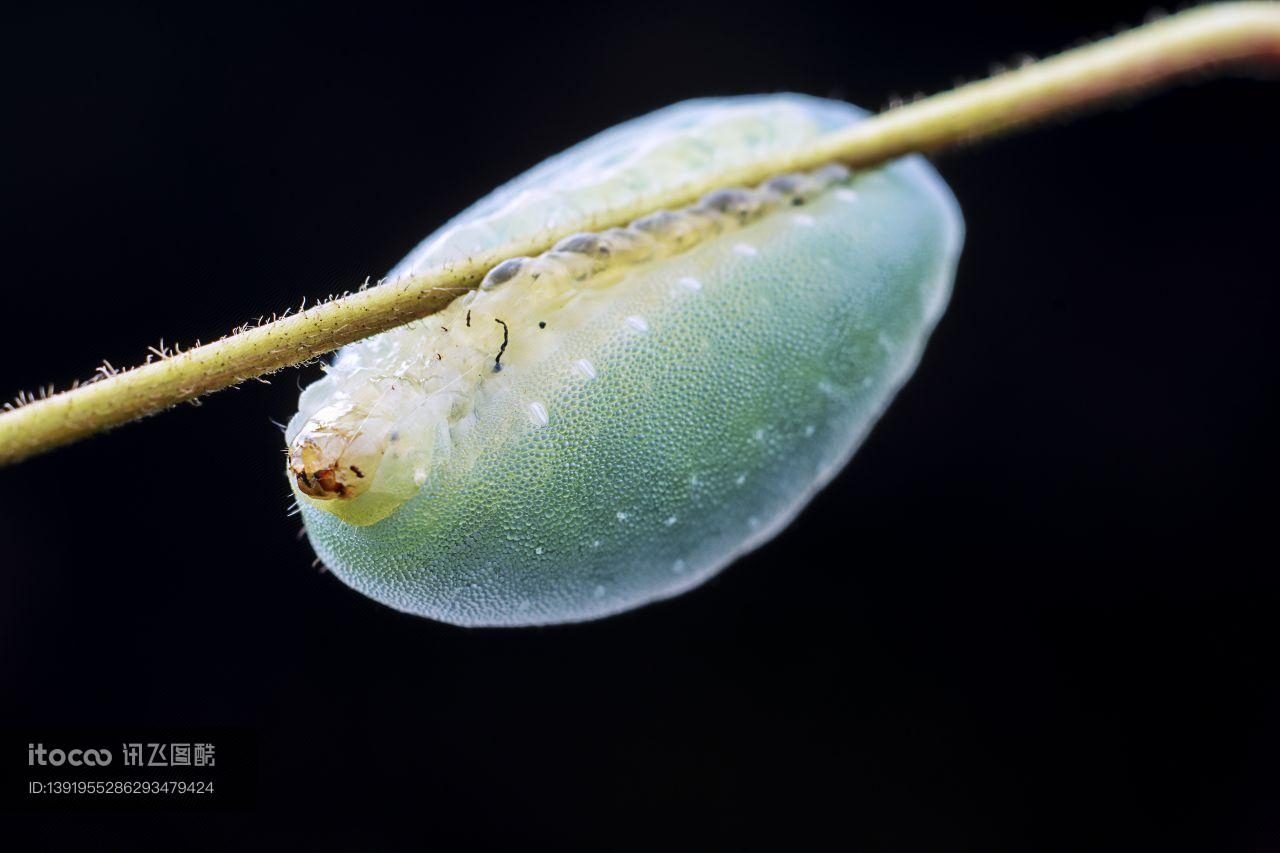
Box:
(28, 743), (113, 766)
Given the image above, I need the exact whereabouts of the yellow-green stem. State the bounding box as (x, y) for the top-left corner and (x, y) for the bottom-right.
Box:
(1, 2), (1277, 467)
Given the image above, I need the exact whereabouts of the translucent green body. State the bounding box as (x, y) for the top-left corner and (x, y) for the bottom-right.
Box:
(292, 94), (964, 626)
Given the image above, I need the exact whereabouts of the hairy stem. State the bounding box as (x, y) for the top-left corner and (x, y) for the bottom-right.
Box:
(1, 2), (1277, 467)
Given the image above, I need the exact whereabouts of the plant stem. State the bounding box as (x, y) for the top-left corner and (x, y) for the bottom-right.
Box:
(1, 2), (1277, 467)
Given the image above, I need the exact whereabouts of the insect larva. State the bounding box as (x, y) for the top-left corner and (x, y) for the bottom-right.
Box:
(287, 94), (963, 626)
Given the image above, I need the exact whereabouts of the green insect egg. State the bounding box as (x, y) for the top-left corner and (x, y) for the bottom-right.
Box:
(287, 94), (964, 626)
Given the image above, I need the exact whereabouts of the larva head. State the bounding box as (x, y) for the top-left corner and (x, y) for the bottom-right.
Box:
(288, 401), (384, 501)
(290, 94), (964, 625)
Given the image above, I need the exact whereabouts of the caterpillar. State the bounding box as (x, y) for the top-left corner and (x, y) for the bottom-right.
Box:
(286, 93), (964, 626)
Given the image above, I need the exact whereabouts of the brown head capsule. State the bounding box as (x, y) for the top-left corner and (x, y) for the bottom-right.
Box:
(288, 401), (387, 501)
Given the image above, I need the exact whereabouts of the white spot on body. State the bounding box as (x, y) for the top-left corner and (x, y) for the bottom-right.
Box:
(593, 585), (606, 599)
(664, 515), (678, 527)
(804, 424), (816, 437)
(792, 213), (816, 227)
(735, 473), (746, 486)
(733, 242), (759, 257)
(877, 331), (896, 353)
(672, 559), (686, 574)
(616, 511), (629, 522)
(677, 276), (702, 292)
(836, 188), (859, 203)
(535, 547), (544, 555)
(413, 468), (427, 486)
(625, 315), (650, 333)
(574, 358), (597, 379)
(529, 402), (549, 426)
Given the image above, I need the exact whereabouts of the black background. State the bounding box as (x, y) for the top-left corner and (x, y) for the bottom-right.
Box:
(1, 1), (1277, 849)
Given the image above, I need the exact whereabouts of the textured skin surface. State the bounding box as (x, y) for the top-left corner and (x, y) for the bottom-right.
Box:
(293, 94), (964, 626)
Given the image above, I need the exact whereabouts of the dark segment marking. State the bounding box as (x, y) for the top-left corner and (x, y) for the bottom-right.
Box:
(487, 258), (525, 286)
(633, 210), (680, 236)
(764, 174), (803, 195)
(556, 233), (608, 257)
(493, 318), (510, 372)
(699, 188), (757, 223)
